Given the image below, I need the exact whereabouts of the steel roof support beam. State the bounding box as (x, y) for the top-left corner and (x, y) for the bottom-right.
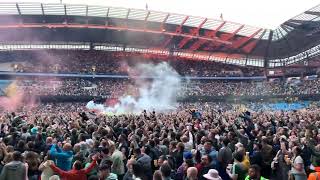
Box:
(40, 3), (46, 23)
(280, 25), (292, 33)
(144, 11), (150, 30)
(242, 39), (258, 54)
(86, 5), (89, 24)
(178, 35), (192, 48)
(144, 11), (150, 21)
(283, 21), (300, 28)
(263, 30), (273, 68)
(214, 24), (245, 50)
(161, 13), (169, 31)
(126, 9), (130, 19)
(223, 25), (245, 41)
(126, 9), (130, 28)
(159, 14), (170, 48)
(287, 19), (307, 24)
(210, 21), (226, 37)
(15, 3), (22, 24)
(278, 28), (293, 53)
(64, 5), (67, 16)
(242, 30), (266, 55)
(196, 18), (207, 35)
(161, 16), (189, 48)
(3, 23), (231, 44)
(305, 11), (320, 16)
(105, 8), (109, 25)
(16, 3), (21, 15)
(176, 16), (189, 33)
(189, 21), (226, 51)
(41, 3), (45, 15)
(178, 19), (207, 49)
(232, 28), (263, 49)
(64, 4), (67, 24)
(205, 21), (228, 50)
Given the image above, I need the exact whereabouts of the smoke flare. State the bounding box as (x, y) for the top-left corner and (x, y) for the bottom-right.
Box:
(86, 62), (181, 114)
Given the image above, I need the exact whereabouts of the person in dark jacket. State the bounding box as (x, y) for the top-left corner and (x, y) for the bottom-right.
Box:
(250, 142), (264, 168)
(134, 147), (152, 179)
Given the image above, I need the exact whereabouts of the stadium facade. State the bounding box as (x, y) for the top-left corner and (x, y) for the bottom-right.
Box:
(0, 2), (319, 71)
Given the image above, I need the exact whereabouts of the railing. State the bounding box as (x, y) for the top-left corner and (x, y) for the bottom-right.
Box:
(0, 71), (267, 80)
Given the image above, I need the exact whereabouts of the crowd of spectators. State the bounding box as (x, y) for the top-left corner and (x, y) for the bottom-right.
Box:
(0, 50), (265, 77)
(1, 50), (320, 180)
(0, 102), (319, 180)
(181, 80), (320, 97)
(12, 78), (320, 98)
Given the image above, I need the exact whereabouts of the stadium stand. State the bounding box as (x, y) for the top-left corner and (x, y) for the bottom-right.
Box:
(0, 2), (319, 180)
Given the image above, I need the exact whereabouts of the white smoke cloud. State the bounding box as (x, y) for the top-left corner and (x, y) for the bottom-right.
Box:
(86, 62), (181, 114)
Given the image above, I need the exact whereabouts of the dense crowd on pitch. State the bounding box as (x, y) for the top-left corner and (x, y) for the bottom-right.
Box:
(14, 78), (320, 98)
(0, 50), (264, 77)
(0, 103), (320, 180)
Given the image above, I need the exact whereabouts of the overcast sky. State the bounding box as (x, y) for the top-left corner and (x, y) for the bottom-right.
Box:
(7, 0), (320, 29)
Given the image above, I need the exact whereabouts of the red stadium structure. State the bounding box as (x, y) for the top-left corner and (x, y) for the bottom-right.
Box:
(0, 2), (319, 72)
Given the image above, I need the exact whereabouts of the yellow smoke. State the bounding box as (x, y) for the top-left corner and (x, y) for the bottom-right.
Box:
(234, 104), (247, 113)
(4, 81), (18, 97)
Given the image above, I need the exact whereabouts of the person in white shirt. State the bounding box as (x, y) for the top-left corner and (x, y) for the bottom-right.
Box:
(39, 158), (54, 180)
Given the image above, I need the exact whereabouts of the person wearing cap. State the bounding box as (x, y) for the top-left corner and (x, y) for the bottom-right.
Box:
(176, 152), (194, 180)
(203, 169), (222, 180)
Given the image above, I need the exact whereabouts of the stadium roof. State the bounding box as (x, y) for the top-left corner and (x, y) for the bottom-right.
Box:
(0, 2), (319, 67)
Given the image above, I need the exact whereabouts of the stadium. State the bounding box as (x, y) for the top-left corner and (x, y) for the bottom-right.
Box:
(0, 1), (319, 180)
